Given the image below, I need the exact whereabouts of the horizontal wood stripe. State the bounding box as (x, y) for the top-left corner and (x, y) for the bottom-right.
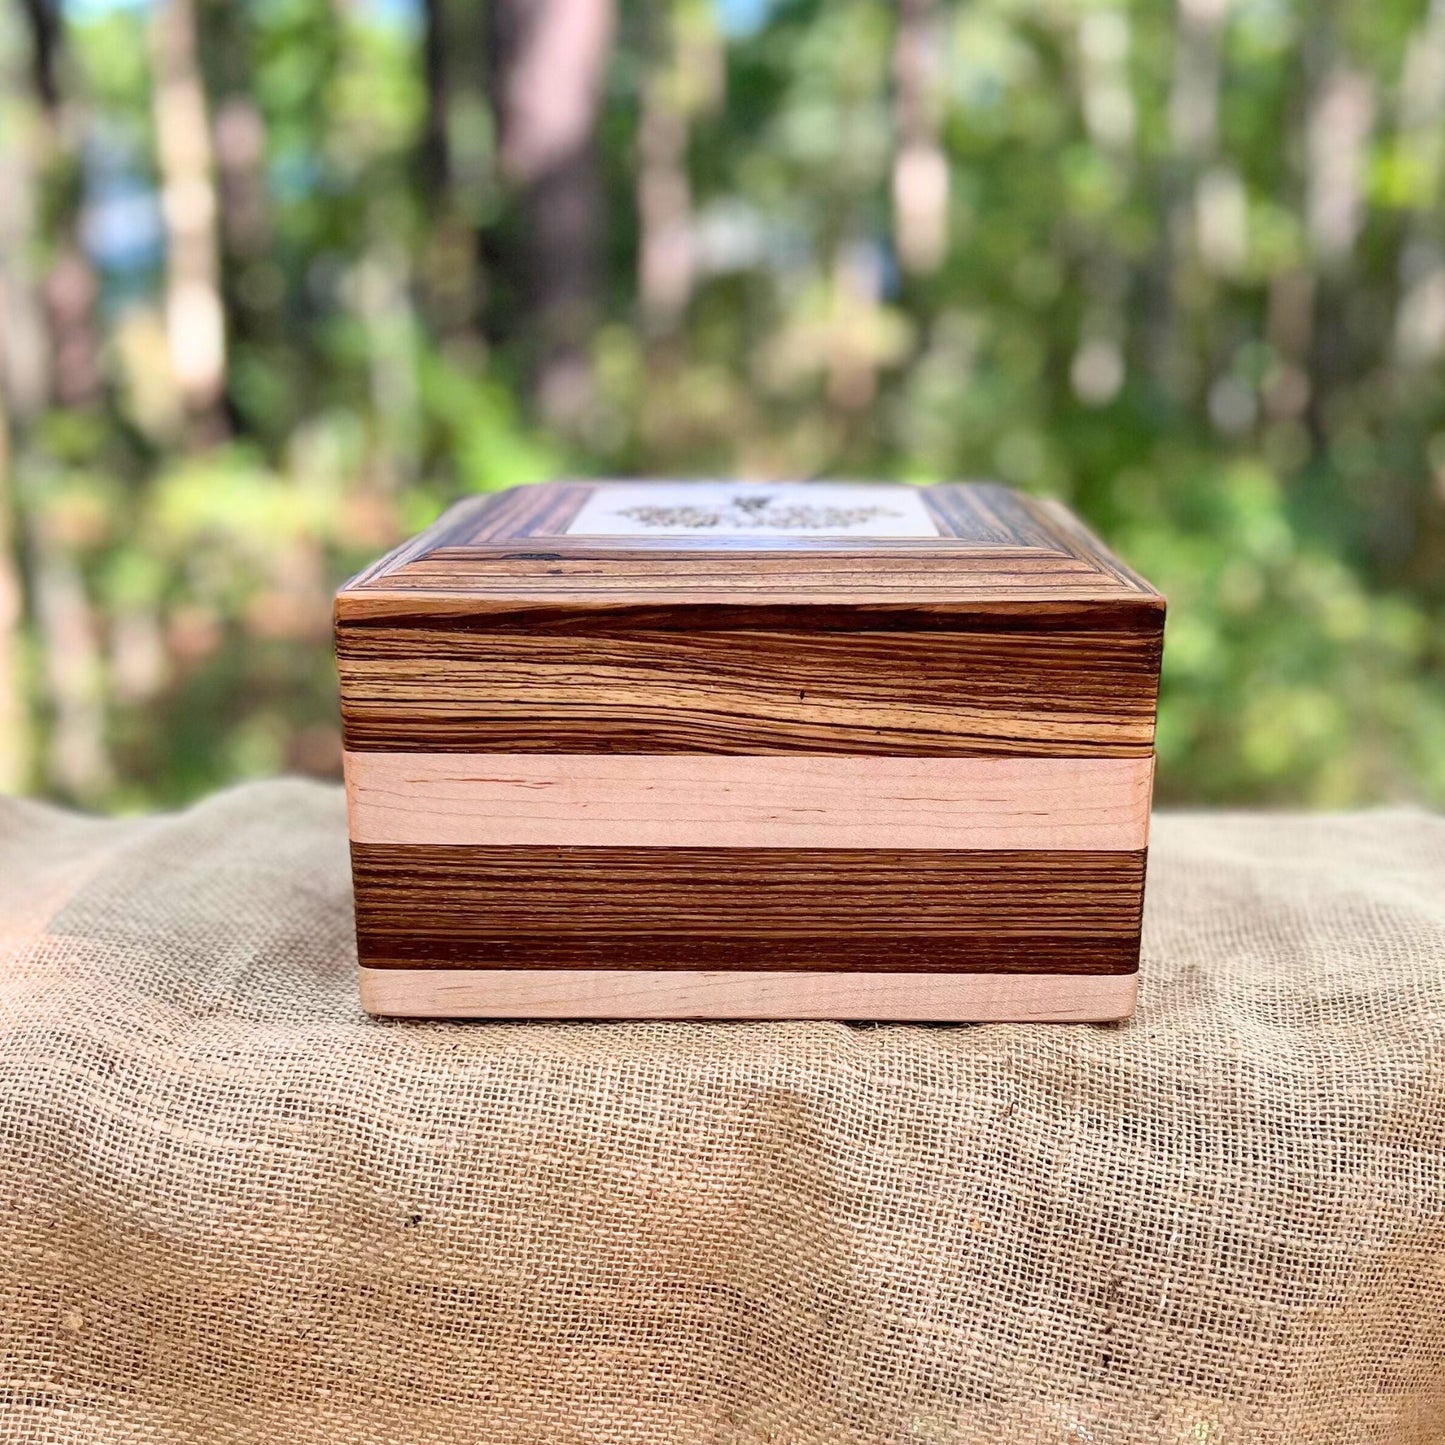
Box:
(337, 626), (1162, 756)
(339, 576), (1156, 610)
(344, 752), (1154, 851)
(360, 935), (1141, 974)
(334, 598), (1165, 633)
(358, 967), (1139, 1022)
(350, 844), (1146, 974)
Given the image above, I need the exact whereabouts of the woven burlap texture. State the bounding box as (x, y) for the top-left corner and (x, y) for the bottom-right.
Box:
(1, 781), (1443, 1444)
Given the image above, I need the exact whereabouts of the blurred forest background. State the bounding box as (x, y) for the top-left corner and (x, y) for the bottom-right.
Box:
(1, 0), (1444, 812)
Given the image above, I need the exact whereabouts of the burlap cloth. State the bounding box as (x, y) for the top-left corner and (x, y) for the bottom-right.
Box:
(1, 782), (1443, 1444)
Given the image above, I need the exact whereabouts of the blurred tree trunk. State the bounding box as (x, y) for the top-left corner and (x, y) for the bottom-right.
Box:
(421, 0), (451, 210)
(213, 93), (272, 305)
(417, 0), (487, 346)
(488, 0), (615, 432)
(1299, 23), (1374, 460)
(0, 16), (42, 795)
(15, 0), (58, 110)
(1306, 64), (1375, 272)
(826, 240), (885, 415)
(1069, 11), (1136, 411)
(32, 0), (114, 802)
(28, 499), (113, 803)
(1151, 0), (1228, 398)
(354, 231), (421, 494)
(0, 399), (25, 795)
(637, 17), (692, 337)
(198, 0), (287, 446)
(1392, 0), (1445, 592)
(1392, 0), (1445, 369)
(891, 0), (947, 277)
(19, 0), (102, 409)
(208, 15), (272, 275)
(151, 0), (229, 444)
(2, 0), (112, 797)
(637, 0), (719, 338)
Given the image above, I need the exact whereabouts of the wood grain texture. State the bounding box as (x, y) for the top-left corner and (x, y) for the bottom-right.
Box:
(343, 751), (1154, 850)
(334, 597), (1163, 633)
(350, 844), (1146, 974)
(337, 624), (1162, 756)
(348, 480), (1080, 558)
(358, 935), (1141, 974)
(357, 966), (1139, 1021)
(335, 481), (1166, 612)
(335, 481), (1162, 1016)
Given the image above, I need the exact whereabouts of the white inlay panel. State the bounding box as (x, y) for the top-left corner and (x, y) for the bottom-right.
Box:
(565, 481), (940, 538)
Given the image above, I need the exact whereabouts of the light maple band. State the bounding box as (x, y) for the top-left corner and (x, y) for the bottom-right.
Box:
(357, 967), (1139, 1022)
(343, 751), (1154, 852)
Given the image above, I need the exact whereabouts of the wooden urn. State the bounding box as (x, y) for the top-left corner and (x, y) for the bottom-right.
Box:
(335, 480), (1164, 1022)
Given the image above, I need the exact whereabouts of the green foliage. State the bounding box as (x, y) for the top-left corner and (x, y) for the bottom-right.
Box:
(2, 0), (1443, 811)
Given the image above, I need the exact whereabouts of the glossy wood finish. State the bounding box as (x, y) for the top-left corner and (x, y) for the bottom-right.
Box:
(334, 481), (1164, 610)
(358, 934), (1142, 975)
(337, 624), (1161, 756)
(335, 480), (1164, 1020)
(350, 844), (1146, 973)
(357, 966), (1140, 1022)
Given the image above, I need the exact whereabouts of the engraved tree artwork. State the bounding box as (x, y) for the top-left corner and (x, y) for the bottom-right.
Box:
(617, 494), (900, 532)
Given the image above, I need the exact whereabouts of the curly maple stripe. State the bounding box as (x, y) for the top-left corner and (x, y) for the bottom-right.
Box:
(343, 752), (1154, 851)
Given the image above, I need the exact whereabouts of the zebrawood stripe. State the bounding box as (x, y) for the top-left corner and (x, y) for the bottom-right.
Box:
(343, 752), (1154, 851)
(358, 967), (1139, 1021)
(350, 845), (1146, 975)
(360, 936), (1141, 974)
(337, 626), (1162, 756)
(334, 598), (1165, 633)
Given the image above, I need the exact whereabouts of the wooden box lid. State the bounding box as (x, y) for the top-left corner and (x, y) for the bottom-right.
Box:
(334, 479), (1164, 621)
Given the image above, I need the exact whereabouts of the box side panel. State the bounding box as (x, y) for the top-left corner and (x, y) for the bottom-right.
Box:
(336, 616), (1156, 1015)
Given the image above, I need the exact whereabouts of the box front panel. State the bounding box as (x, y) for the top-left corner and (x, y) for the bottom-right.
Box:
(336, 623), (1161, 756)
(337, 482), (1161, 1020)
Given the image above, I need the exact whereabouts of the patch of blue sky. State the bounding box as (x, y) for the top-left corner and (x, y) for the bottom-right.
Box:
(64, 0), (150, 19)
(717, 0), (772, 39)
(65, 0), (418, 26)
(82, 177), (162, 272)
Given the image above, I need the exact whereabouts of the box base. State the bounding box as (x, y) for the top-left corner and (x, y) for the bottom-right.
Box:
(358, 967), (1137, 1023)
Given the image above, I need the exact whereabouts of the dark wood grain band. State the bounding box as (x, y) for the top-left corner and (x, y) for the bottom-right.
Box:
(359, 935), (1142, 975)
(338, 626), (1162, 756)
(351, 844), (1146, 975)
(335, 598), (1165, 633)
